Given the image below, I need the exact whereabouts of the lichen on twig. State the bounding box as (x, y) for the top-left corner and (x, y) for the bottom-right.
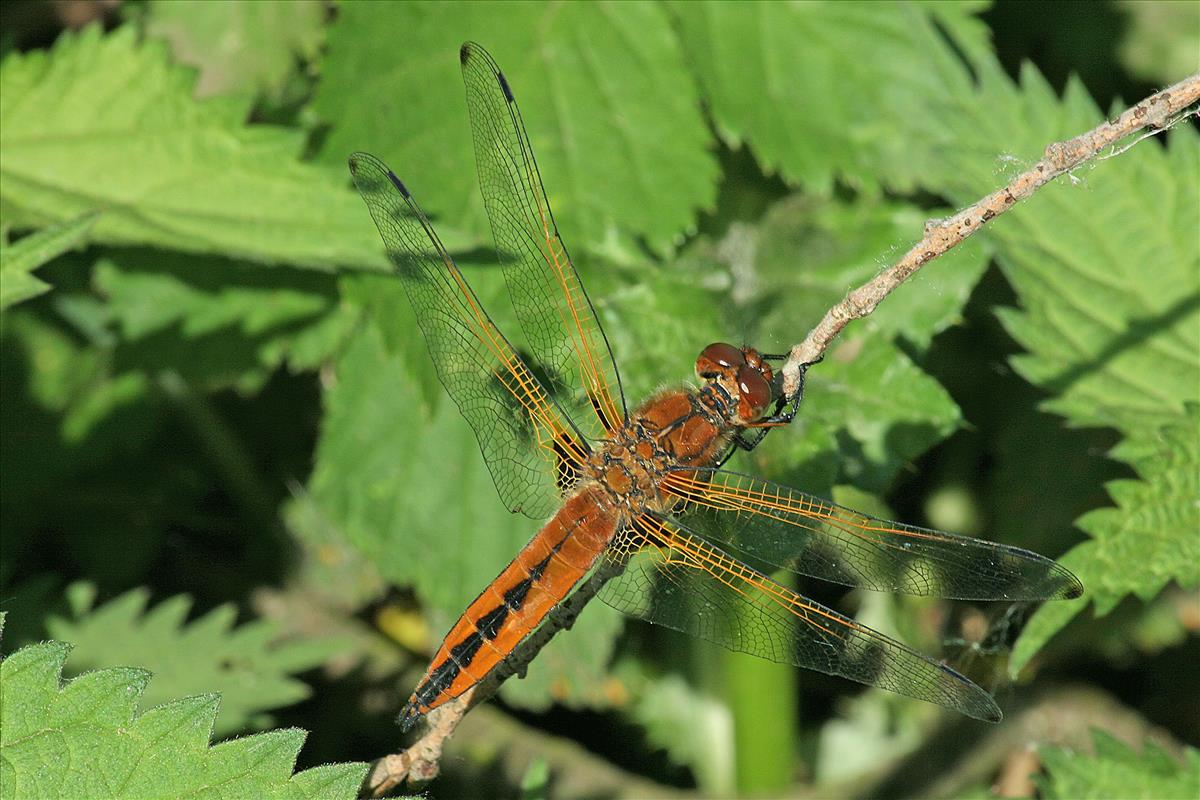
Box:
(777, 73), (1200, 398)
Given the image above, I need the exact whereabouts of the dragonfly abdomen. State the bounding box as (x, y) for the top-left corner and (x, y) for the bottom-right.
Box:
(401, 485), (619, 728)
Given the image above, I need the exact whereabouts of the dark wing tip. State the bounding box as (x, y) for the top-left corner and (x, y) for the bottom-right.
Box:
(1061, 571), (1085, 600)
(497, 69), (515, 102)
(386, 169), (411, 198)
(459, 41), (514, 102)
(1047, 561), (1084, 600)
(347, 152), (411, 198)
(347, 151), (371, 177)
(939, 659), (1003, 723)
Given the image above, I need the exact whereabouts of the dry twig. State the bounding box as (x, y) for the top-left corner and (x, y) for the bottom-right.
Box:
(778, 72), (1200, 397)
(366, 73), (1200, 795)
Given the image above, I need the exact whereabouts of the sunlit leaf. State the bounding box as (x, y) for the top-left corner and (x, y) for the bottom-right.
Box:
(0, 26), (385, 271)
(144, 0), (326, 99)
(0, 212), (98, 309)
(46, 584), (346, 736)
(670, 1), (990, 193)
(1038, 729), (1200, 800)
(0, 637), (368, 799)
(313, 0), (717, 253)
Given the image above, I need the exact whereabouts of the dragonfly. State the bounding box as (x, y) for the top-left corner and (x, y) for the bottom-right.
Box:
(349, 42), (1083, 730)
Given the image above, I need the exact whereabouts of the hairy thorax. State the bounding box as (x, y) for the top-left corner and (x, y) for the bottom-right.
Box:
(584, 386), (735, 520)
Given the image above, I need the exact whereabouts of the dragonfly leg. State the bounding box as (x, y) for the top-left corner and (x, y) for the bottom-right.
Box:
(715, 428), (768, 467)
(759, 354), (822, 426)
(719, 356), (823, 466)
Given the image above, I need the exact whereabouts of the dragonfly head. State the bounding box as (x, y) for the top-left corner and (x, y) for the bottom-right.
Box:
(696, 342), (775, 425)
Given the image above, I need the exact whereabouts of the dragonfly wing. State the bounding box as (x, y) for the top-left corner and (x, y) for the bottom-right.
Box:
(460, 42), (627, 440)
(662, 469), (1083, 601)
(350, 153), (588, 519)
(599, 513), (1002, 722)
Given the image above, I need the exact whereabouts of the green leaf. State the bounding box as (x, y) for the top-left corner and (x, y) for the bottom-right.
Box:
(144, 0), (325, 99)
(0, 25), (386, 271)
(750, 194), (990, 351)
(1011, 406), (1200, 674)
(95, 249), (354, 392)
(1117, 0), (1200, 85)
(1038, 729), (1200, 800)
(749, 335), (962, 496)
(45, 584), (346, 736)
(2, 306), (154, 445)
(313, 0), (717, 253)
(281, 490), (388, 613)
(661, 193), (973, 494)
(0, 639), (368, 800)
(893, 63), (1199, 432)
(887, 54), (1198, 667)
(670, 1), (988, 193)
(0, 211), (98, 309)
(593, 266), (727, 405)
(992, 111), (1198, 433)
(307, 303), (622, 712)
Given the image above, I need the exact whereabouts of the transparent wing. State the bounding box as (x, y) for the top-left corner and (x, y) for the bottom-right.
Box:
(349, 153), (588, 519)
(459, 42), (627, 440)
(600, 513), (1003, 722)
(662, 469), (1083, 601)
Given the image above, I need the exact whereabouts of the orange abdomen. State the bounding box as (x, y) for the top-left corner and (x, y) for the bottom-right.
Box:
(402, 485), (618, 725)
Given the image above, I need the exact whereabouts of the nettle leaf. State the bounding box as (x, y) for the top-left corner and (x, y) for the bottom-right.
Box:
(144, 0), (326, 99)
(914, 63), (1199, 429)
(0, 25), (385, 271)
(784, 338), (961, 495)
(750, 194), (989, 351)
(45, 584), (346, 736)
(592, 266), (727, 405)
(95, 249), (354, 392)
(893, 57), (1199, 667)
(1118, 0), (1200, 86)
(1037, 729), (1200, 800)
(1011, 406), (1199, 673)
(0, 639), (368, 800)
(0, 211), (98, 309)
(670, 1), (988, 193)
(920, 67), (1200, 432)
(307, 303), (622, 713)
(313, 0), (717, 253)
(862, 42), (1199, 664)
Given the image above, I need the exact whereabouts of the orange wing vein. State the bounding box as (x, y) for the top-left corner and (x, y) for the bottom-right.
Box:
(662, 469), (1084, 601)
(599, 513), (1003, 722)
(349, 153), (587, 519)
(460, 42), (626, 440)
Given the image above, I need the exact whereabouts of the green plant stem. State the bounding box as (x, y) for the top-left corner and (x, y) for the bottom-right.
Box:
(726, 571), (798, 795)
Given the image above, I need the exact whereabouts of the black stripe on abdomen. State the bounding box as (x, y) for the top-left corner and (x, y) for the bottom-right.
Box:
(407, 548), (558, 715)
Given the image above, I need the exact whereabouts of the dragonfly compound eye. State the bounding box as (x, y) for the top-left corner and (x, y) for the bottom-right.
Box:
(697, 342), (745, 378)
(737, 364), (772, 419)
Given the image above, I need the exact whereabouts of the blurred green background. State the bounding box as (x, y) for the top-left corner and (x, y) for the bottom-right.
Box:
(1, 1), (1197, 798)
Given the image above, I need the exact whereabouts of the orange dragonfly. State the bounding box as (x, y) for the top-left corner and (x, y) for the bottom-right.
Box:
(350, 42), (1082, 730)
